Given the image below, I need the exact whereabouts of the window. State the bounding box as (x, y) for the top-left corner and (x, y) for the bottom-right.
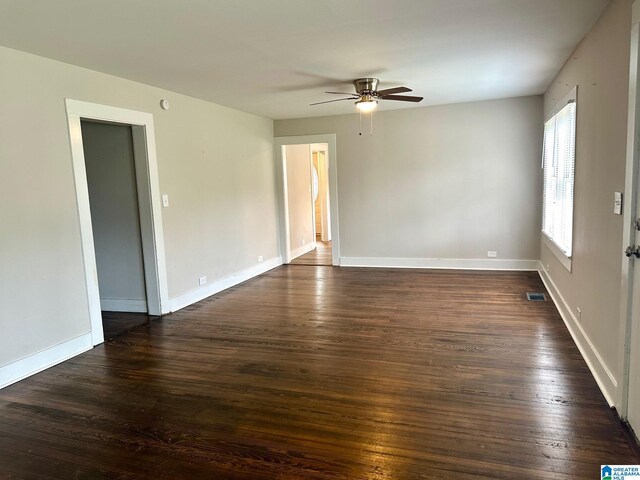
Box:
(542, 89), (577, 259)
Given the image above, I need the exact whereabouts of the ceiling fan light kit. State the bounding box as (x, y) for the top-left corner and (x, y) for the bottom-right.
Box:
(355, 97), (378, 112)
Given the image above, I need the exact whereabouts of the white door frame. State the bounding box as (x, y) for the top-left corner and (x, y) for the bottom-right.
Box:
(275, 134), (340, 266)
(65, 99), (170, 346)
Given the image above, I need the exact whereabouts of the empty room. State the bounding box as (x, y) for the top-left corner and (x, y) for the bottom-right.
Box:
(2, 0), (640, 478)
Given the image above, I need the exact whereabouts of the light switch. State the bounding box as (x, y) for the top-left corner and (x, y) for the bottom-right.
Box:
(614, 192), (623, 215)
(162, 194), (169, 208)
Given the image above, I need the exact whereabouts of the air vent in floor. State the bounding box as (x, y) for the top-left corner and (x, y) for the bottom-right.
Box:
(526, 292), (546, 301)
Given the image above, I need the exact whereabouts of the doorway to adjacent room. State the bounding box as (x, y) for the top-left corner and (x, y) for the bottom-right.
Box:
(275, 135), (339, 267)
(66, 100), (170, 345)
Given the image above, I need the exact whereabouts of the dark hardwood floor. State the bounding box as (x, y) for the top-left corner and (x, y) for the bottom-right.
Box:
(0, 267), (638, 479)
(290, 239), (332, 266)
(102, 311), (155, 340)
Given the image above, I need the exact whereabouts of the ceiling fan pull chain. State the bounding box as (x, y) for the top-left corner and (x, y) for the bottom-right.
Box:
(359, 110), (363, 136)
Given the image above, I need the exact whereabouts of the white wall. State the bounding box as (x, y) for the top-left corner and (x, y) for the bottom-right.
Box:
(539, 0), (632, 403)
(284, 144), (314, 257)
(275, 96), (543, 267)
(0, 46), (279, 368)
(81, 121), (146, 310)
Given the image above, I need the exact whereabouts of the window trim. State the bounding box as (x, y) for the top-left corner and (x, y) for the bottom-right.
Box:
(542, 86), (577, 272)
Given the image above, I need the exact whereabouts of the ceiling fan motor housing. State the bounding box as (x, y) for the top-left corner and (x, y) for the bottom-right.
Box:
(354, 78), (379, 95)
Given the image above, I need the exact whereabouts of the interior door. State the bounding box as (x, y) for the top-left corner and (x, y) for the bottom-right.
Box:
(626, 14), (640, 438)
(629, 241), (640, 433)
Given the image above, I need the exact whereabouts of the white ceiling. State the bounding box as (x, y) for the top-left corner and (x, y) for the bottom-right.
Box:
(0, 0), (609, 119)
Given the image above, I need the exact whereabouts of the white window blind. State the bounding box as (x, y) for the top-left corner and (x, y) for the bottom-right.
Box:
(542, 100), (576, 257)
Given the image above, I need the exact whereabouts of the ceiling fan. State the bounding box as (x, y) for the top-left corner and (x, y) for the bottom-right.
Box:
(310, 78), (423, 112)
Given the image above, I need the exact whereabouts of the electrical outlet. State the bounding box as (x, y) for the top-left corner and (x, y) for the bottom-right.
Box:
(546, 264), (550, 272)
(258, 255), (264, 262)
(199, 276), (206, 286)
(301, 239), (305, 245)
(487, 251), (497, 258)
(162, 194), (170, 207)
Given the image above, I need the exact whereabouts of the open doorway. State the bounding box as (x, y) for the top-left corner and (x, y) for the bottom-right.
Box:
(290, 143), (332, 265)
(81, 120), (154, 339)
(275, 134), (340, 266)
(66, 99), (170, 346)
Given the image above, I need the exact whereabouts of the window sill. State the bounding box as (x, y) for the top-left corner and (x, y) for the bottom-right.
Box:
(542, 234), (572, 272)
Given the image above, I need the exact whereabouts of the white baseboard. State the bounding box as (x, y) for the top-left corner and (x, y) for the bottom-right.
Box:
(289, 242), (315, 261)
(340, 257), (540, 271)
(0, 333), (92, 390)
(100, 298), (147, 313)
(169, 256), (282, 312)
(538, 262), (617, 406)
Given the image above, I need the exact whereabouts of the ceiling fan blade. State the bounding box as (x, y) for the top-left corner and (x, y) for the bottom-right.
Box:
(381, 94), (423, 103)
(310, 97), (358, 106)
(377, 86), (412, 96)
(325, 91), (357, 95)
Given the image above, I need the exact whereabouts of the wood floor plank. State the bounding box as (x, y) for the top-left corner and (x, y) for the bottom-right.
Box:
(0, 267), (637, 479)
(290, 240), (332, 265)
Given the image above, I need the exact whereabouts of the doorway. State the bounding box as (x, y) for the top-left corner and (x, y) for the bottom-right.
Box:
(81, 120), (153, 339)
(291, 144), (332, 265)
(275, 135), (340, 266)
(66, 99), (170, 346)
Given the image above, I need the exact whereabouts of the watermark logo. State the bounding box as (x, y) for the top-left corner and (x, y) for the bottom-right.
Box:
(603, 466), (613, 480)
(602, 465), (640, 479)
